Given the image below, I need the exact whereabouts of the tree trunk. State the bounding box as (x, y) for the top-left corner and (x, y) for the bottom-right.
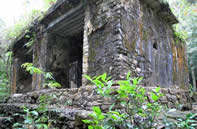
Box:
(191, 68), (196, 91)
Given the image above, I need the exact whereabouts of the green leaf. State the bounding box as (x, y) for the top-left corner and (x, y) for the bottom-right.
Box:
(151, 92), (159, 101)
(107, 80), (113, 88)
(139, 88), (146, 95)
(82, 120), (92, 124)
(89, 114), (97, 119)
(95, 125), (102, 129)
(106, 76), (112, 81)
(93, 106), (102, 116)
(13, 123), (22, 127)
(98, 115), (105, 120)
(31, 111), (38, 116)
(109, 103), (115, 111)
(45, 72), (54, 80)
(94, 120), (99, 125)
(101, 73), (107, 82)
(108, 111), (120, 116)
(110, 114), (118, 120)
(94, 80), (104, 87)
(88, 126), (94, 129)
(133, 78), (138, 85)
(25, 35), (30, 38)
(189, 113), (197, 119)
(36, 124), (48, 129)
(127, 72), (131, 80)
(105, 89), (111, 95)
(24, 119), (32, 124)
(48, 81), (61, 88)
(155, 87), (161, 93)
(138, 76), (143, 82)
(84, 74), (92, 81)
(190, 124), (197, 127)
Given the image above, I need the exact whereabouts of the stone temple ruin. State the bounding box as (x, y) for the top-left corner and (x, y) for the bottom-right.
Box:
(0, 0), (196, 128)
(10, 0), (189, 94)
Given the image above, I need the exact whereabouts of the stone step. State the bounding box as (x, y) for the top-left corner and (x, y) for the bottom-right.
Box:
(0, 103), (91, 129)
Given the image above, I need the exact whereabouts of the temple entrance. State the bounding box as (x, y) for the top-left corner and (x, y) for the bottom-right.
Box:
(47, 32), (83, 88)
(12, 42), (33, 93)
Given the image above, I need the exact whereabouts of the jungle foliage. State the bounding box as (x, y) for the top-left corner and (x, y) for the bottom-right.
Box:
(0, 0), (57, 100)
(83, 73), (197, 129)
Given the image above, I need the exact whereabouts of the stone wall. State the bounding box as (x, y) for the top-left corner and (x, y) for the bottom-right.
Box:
(83, 0), (122, 80)
(1, 85), (196, 128)
(6, 86), (195, 111)
(82, 0), (189, 88)
(116, 0), (188, 88)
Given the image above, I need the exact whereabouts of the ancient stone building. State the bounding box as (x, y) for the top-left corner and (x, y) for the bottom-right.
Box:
(10, 0), (189, 94)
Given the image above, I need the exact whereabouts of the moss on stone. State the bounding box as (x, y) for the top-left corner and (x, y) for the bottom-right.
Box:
(89, 48), (96, 62)
(140, 25), (148, 41)
(95, 41), (100, 47)
(124, 38), (136, 52)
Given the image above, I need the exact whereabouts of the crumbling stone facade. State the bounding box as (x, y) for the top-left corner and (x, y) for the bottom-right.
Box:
(10, 0), (189, 94)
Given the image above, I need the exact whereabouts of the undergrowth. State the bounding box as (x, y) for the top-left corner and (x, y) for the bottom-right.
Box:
(83, 73), (197, 129)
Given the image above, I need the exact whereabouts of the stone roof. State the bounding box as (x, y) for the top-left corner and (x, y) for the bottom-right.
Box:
(44, 0), (85, 37)
(143, 0), (178, 24)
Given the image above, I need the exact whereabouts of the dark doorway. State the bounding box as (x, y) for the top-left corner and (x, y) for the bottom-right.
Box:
(68, 32), (83, 88)
(47, 32), (83, 88)
(13, 46), (32, 93)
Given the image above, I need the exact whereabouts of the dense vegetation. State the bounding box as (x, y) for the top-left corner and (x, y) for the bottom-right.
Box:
(0, 0), (57, 99)
(83, 73), (197, 129)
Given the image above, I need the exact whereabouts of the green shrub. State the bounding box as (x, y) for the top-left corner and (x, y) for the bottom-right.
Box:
(13, 94), (56, 129)
(83, 73), (163, 129)
(176, 113), (197, 129)
(21, 63), (61, 88)
(13, 63), (61, 129)
(0, 52), (12, 100)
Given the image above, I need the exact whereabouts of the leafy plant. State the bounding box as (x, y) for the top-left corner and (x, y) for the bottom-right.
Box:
(83, 107), (106, 129)
(0, 51), (12, 99)
(176, 113), (197, 129)
(13, 95), (55, 129)
(24, 33), (36, 48)
(21, 63), (61, 88)
(12, 63), (61, 128)
(44, 0), (57, 8)
(83, 73), (164, 129)
(163, 111), (197, 129)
